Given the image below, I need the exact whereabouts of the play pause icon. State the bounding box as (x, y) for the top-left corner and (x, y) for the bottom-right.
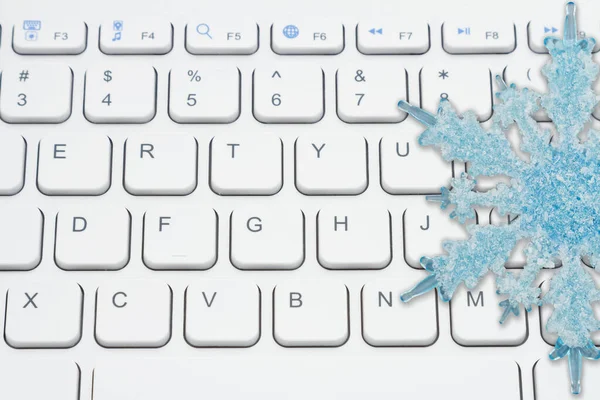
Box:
(457, 27), (471, 35)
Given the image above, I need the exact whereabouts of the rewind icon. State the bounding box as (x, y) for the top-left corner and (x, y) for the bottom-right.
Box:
(369, 28), (383, 35)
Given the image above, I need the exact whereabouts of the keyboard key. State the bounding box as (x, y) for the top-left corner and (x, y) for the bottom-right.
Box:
(100, 19), (172, 54)
(92, 357), (522, 400)
(95, 280), (172, 348)
(169, 66), (240, 123)
(504, 61), (547, 93)
(272, 22), (344, 55)
(37, 134), (112, 195)
(403, 199), (467, 269)
(185, 280), (260, 347)
(253, 66), (324, 123)
(380, 131), (452, 194)
(420, 64), (492, 121)
(0, 360), (79, 400)
(124, 134), (197, 195)
(55, 206), (130, 270)
(528, 19), (600, 54)
(295, 134), (367, 195)
(357, 21), (430, 54)
(5, 281), (82, 348)
(186, 21), (258, 55)
(273, 280), (348, 346)
(0, 207), (43, 270)
(318, 207), (391, 270)
(14, 20), (87, 55)
(210, 134), (282, 195)
(362, 280), (438, 346)
(84, 65), (157, 123)
(538, 280), (600, 346)
(535, 354), (600, 398)
(489, 209), (526, 268)
(503, 60), (550, 122)
(442, 21), (516, 54)
(0, 65), (72, 123)
(451, 275), (527, 346)
(230, 207), (304, 270)
(336, 64), (408, 123)
(143, 207), (217, 270)
(0, 133), (26, 195)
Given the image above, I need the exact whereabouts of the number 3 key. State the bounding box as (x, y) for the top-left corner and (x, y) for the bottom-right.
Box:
(0, 65), (73, 123)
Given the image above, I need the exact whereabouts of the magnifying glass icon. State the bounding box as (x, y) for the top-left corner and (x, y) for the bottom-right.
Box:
(196, 23), (213, 39)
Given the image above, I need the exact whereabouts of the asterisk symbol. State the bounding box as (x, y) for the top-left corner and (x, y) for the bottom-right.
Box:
(438, 70), (449, 80)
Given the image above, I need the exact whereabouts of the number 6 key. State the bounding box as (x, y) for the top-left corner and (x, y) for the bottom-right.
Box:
(253, 65), (324, 123)
(0, 65), (73, 123)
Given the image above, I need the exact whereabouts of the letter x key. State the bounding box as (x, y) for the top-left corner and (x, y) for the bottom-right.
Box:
(24, 292), (38, 308)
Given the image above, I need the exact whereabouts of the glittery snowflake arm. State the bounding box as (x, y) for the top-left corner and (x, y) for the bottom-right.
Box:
(398, 100), (524, 178)
(495, 237), (553, 323)
(544, 253), (600, 394)
(401, 224), (519, 303)
(542, 2), (598, 149)
(432, 174), (525, 224)
(493, 77), (552, 162)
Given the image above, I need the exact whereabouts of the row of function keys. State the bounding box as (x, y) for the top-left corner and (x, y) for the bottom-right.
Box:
(7, 19), (600, 55)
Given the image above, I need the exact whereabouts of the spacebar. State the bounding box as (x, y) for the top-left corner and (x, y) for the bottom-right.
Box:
(93, 355), (521, 399)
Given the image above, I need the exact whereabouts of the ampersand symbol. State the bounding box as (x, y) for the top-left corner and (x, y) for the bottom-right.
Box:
(355, 70), (366, 82)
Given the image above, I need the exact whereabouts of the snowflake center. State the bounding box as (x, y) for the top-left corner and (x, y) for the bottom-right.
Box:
(521, 147), (600, 249)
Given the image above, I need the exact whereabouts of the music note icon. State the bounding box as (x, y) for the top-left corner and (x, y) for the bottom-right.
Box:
(112, 32), (122, 41)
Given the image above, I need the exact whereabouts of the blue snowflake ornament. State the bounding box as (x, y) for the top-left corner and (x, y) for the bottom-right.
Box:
(398, 2), (600, 395)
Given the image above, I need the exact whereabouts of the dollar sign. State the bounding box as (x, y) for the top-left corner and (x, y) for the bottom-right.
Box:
(104, 70), (112, 82)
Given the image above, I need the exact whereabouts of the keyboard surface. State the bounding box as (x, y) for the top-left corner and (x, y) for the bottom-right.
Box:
(0, 0), (600, 398)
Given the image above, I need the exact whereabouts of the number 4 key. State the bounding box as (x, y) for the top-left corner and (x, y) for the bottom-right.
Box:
(84, 66), (157, 123)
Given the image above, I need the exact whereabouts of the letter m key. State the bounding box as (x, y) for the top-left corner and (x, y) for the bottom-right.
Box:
(467, 291), (484, 307)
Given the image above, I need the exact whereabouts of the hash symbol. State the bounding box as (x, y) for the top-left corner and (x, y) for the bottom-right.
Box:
(19, 70), (30, 82)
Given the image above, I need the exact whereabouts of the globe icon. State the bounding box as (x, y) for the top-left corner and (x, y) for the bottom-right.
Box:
(283, 25), (300, 39)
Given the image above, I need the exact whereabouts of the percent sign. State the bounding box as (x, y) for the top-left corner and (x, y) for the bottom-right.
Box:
(188, 70), (201, 82)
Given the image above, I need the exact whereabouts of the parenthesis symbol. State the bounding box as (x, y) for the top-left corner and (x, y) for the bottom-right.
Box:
(526, 68), (532, 82)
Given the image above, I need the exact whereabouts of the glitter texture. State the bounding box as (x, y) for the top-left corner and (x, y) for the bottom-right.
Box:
(398, 2), (600, 394)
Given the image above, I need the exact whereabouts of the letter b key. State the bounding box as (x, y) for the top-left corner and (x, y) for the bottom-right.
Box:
(273, 281), (348, 347)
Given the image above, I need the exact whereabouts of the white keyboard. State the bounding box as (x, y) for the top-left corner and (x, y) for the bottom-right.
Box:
(1, 0), (600, 398)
